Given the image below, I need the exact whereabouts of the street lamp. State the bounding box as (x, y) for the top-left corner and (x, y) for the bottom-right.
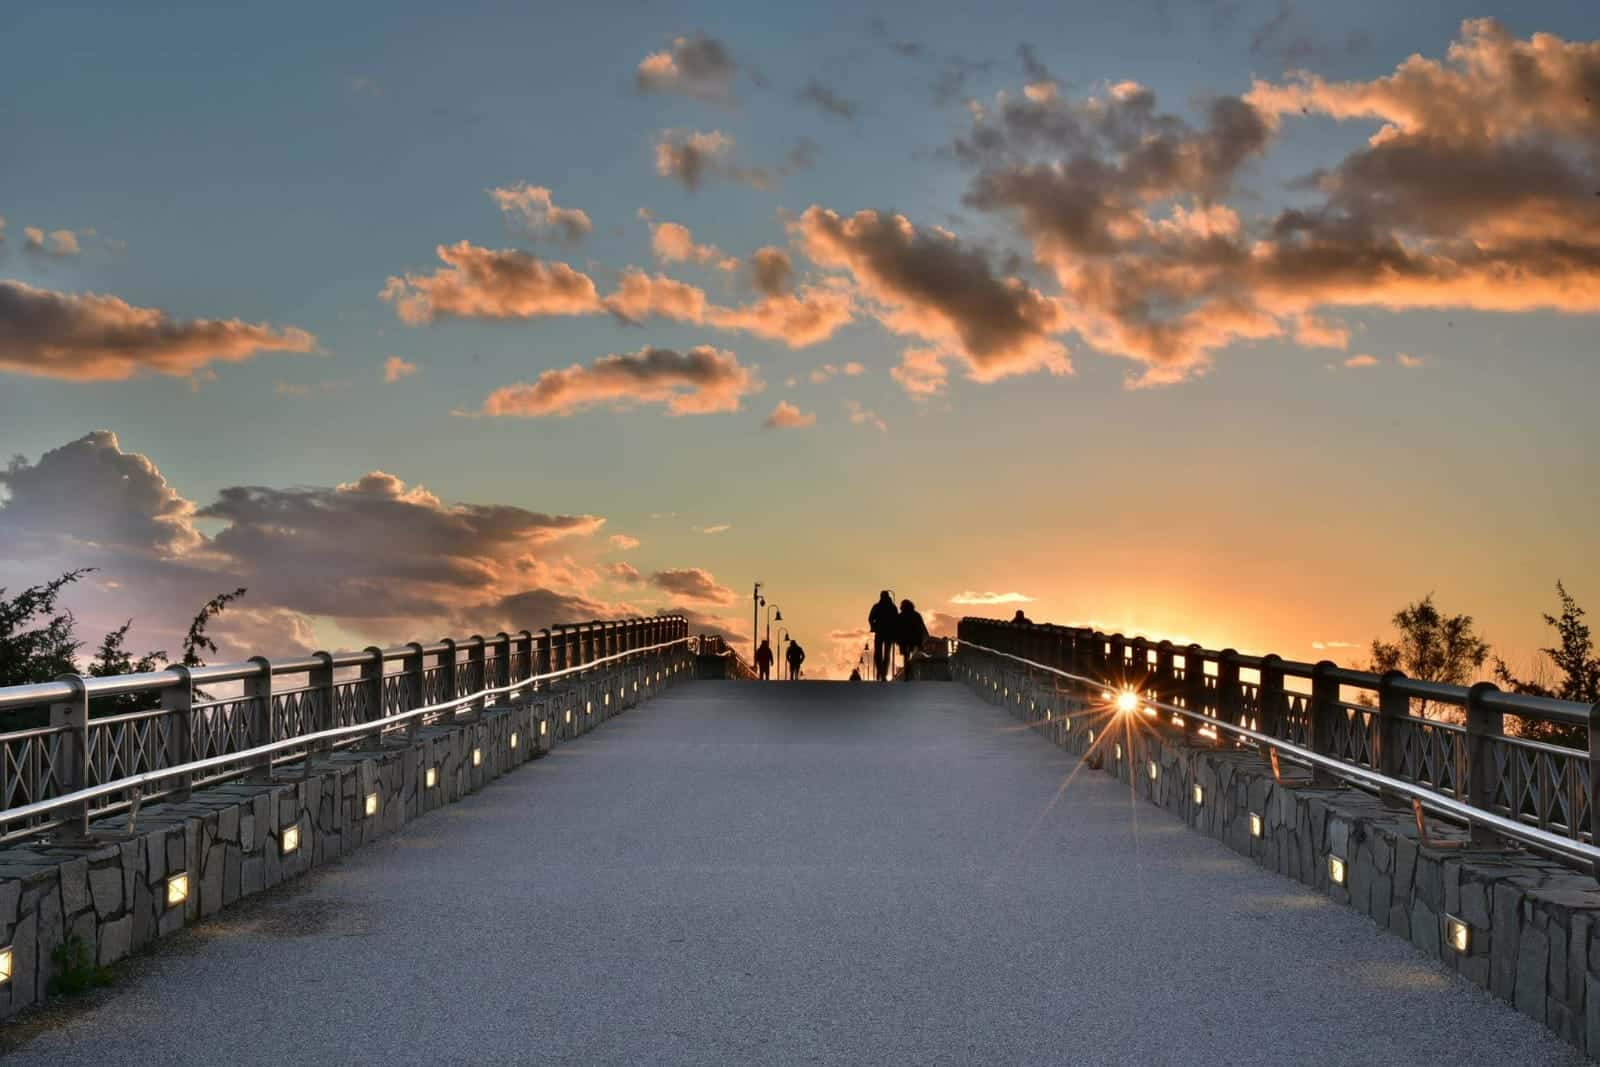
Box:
(752, 582), (763, 665)
(779, 628), (790, 680)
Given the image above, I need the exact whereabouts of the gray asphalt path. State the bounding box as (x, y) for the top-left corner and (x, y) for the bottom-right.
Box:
(6, 681), (1585, 1065)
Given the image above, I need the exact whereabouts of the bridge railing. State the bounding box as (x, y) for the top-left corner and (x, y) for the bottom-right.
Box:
(692, 635), (759, 680)
(957, 617), (1600, 875)
(0, 615), (692, 844)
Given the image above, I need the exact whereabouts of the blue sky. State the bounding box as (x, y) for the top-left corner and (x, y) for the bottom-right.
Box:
(2, 1), (1597, 676)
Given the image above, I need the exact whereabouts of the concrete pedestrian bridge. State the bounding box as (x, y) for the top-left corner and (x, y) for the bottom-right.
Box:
(0, 618), (1596, 1063)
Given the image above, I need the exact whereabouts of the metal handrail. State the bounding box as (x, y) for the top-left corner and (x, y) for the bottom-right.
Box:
(0, 615), (690, 712)
(958, 637), (1600, 876)
(0, 636), (690, 832)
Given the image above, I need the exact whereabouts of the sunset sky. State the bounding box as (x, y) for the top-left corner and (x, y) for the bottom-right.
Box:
(1, 2), (1596, 679)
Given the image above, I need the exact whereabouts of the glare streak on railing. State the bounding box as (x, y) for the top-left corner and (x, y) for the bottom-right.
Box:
(955, 615), (1600, 878)
(0, 616), (691, 842)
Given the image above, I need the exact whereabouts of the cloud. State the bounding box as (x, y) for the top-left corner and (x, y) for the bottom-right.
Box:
(489, 183), (593, 243)
(479, 345), (761, 418)
(607, 561), (642, 583)
(763, 400), (816, 428)
(695, 523), (732, 535)
(1341, 354), (1378, 368)
(705, 286), (854, 347)
(609, 534), (641, 550)
(750, 247), (793, 296)
(383, 355), (419, 382)
(891, 347), (950, 397)
(380, 242), (602, 324)
(649, 220), (737, 270)
(949, 590), (1036, 605)
(1311, 640), (1361, 651)
(798, 79), (859, 120)
(1293, 313), (1349, 350)
(808, 361), (864, 384)
(637, 34), (738, 103)
(1397, 352), (1426, 369)
(793, 206), (1070, 381)
(0, 280), (316, 382)
(0, 431), (617, 656)
(23, 228), (80, 257)
(603, 269), (709, 324)
(651, 567), (735, 604)
(654, 130), (758, 190)
(956, 21), (1600, 384)
(844, 400), (886, 433)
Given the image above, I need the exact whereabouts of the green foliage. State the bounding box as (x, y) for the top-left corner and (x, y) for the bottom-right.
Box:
(0, 570), (92, 689)
(1494, 581), (1597, 747)
(47, 933), (113, 997)
(87, 621), (169, 715)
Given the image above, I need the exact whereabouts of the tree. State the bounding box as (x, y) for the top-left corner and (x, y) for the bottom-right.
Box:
(1370, 594), (1490, 720)
(0, 570), (92, 689)
(181, 587), (246, 670)
(87, 621), (168, 714)
(1494, 582), (1598, 747)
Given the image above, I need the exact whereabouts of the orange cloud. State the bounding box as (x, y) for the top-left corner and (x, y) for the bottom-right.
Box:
(793, 206), (1070, 381)
(383, 355), (419, 382)
(890, 348), (949, 397)
(649, 220), (738, 270)
(763, 400), (816, 429)
(651, 567), (735, 604)
(380, 242), (602, 324)
(609, 534), (641, 550)
(480, 345), (761, 418)
(637, 35), (737, 103)
(0, 280), (315, 382)
(1342, 354), (1379, 368)
(489, 183), (593, 243)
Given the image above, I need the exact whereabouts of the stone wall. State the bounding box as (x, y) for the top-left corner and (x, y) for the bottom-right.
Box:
(962, 654), (1600, 1057)
(0, 652), (689, 1018)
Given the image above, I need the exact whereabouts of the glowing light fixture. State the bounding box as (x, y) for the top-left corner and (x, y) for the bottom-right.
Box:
(1328, 855), (1347, 885)
(1114, 690), (1139, 714)
(586, 700), (593, 716)
(1143, 705), (1157, 718)
(1113, 742), (1122, 760)
(1148, 761), (1158, 781)
(1446, 916), (1470, 953)
(1100, 690), (1113, 701)
(364, 792), (380, 817)
(0, 946), (11, 984)
(472, 747), (483, 767)
(281, 825), (301, 855)
(166, 873), (189, 908)
(1172, 713), (1185, 727)
(565, 709), (572, 724)
(1249, 812), (1263, 838)
(539, 720), (548, 737)
(425, 766), (438, 788)
(1063, 717), (1072, 730)
(510, 731), (519, 750)
(1087, 729), (1096, 744)
(1192, 784), (1204, 806)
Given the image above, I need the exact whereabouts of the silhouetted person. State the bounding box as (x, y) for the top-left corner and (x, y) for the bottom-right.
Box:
(754, 639), (774, 680)
(786, 640), (806, 680)
(869, 591), (897, 681)
(849, 667), (862, 681)
(1012, 609), (1032, 625)
(896, 599), (928, 682)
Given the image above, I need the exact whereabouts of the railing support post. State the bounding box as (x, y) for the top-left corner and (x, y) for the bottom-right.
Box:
(305, 651), (334, 778)
(1589, 702), (1600, 882)
(1310, 661), (1339, 786)
(360, 647), (385, 752)
(49, 674), (90, 840)
(466, 636), (486, 718)
(437, 638), (458, 725)
(1377, 670), (1409, 809)
(1465, 682), (1503, 848)
(403, 643), (425, 741)
(246, 656), (274, 782)
(1184, 644), (1208, 718)
(1217, 649), (1242, 736)
(161, 666), (195, 800)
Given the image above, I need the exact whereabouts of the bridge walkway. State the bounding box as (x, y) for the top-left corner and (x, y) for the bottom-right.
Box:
(7, 681), (1582, 1065)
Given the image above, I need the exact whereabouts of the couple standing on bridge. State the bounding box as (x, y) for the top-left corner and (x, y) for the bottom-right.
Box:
(867, 591), (929, 682)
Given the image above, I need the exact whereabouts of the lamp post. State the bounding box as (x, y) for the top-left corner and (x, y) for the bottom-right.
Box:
(752, 582), (762, 665)
(779, 628), (790, 680)
(765, 606), (782, 679)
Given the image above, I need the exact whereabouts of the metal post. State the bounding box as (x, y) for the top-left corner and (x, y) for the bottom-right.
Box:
(1465, 682), (1503, 847)
(307, 651), (334, 776)
(1377, 670), (1409, 808)
(1217, 649), (1242, 733)
(1310, 660), (1339, 785)
(245, 656), (274, 781)
(1184, 644), (1208, 716)
(159, 665), (194, 801)
(467, 636), (487, 717)
(360, 647), (385, 751)
(437, 638), (458, 726)
(1589, 702), (1600, 881)
(49, 674), (90, 839)
(403, 643), (425, 741)
(1258, 654), (1284, 738)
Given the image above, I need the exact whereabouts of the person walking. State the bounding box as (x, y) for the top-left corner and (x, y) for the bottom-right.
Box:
(786, 640), (806, 680)
(754, 638), (774, 680)
(868, 591), (897, 682)
(896, 599), (929, 682)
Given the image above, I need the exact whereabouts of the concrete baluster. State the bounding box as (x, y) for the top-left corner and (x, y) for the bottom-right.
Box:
(1465, 682), (1503, 847)
(162, 665), (195, 800)
(49, 674), (90, 839)
(245, 657), (274, 780)
(361, 647), (385, 751)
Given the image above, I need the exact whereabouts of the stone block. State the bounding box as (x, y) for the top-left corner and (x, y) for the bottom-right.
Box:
(1550, 918), (1570, 1003)
(97, 914), (131, 967)
(199, 842), (225, 917)
(9, 907), (36, 1011)
(1460, 879), (1490, 929)
(89, 865), (122, 919)
(1493, 882), (1524, 1000)
(219, 805), (239, 845)
(223, 844), (241, 906)
(1518, 922), (1550, 1022)
(59, 858), (90, 917)
(1411, 900), (1440, 960)
(1394, 838), (1418, 900)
